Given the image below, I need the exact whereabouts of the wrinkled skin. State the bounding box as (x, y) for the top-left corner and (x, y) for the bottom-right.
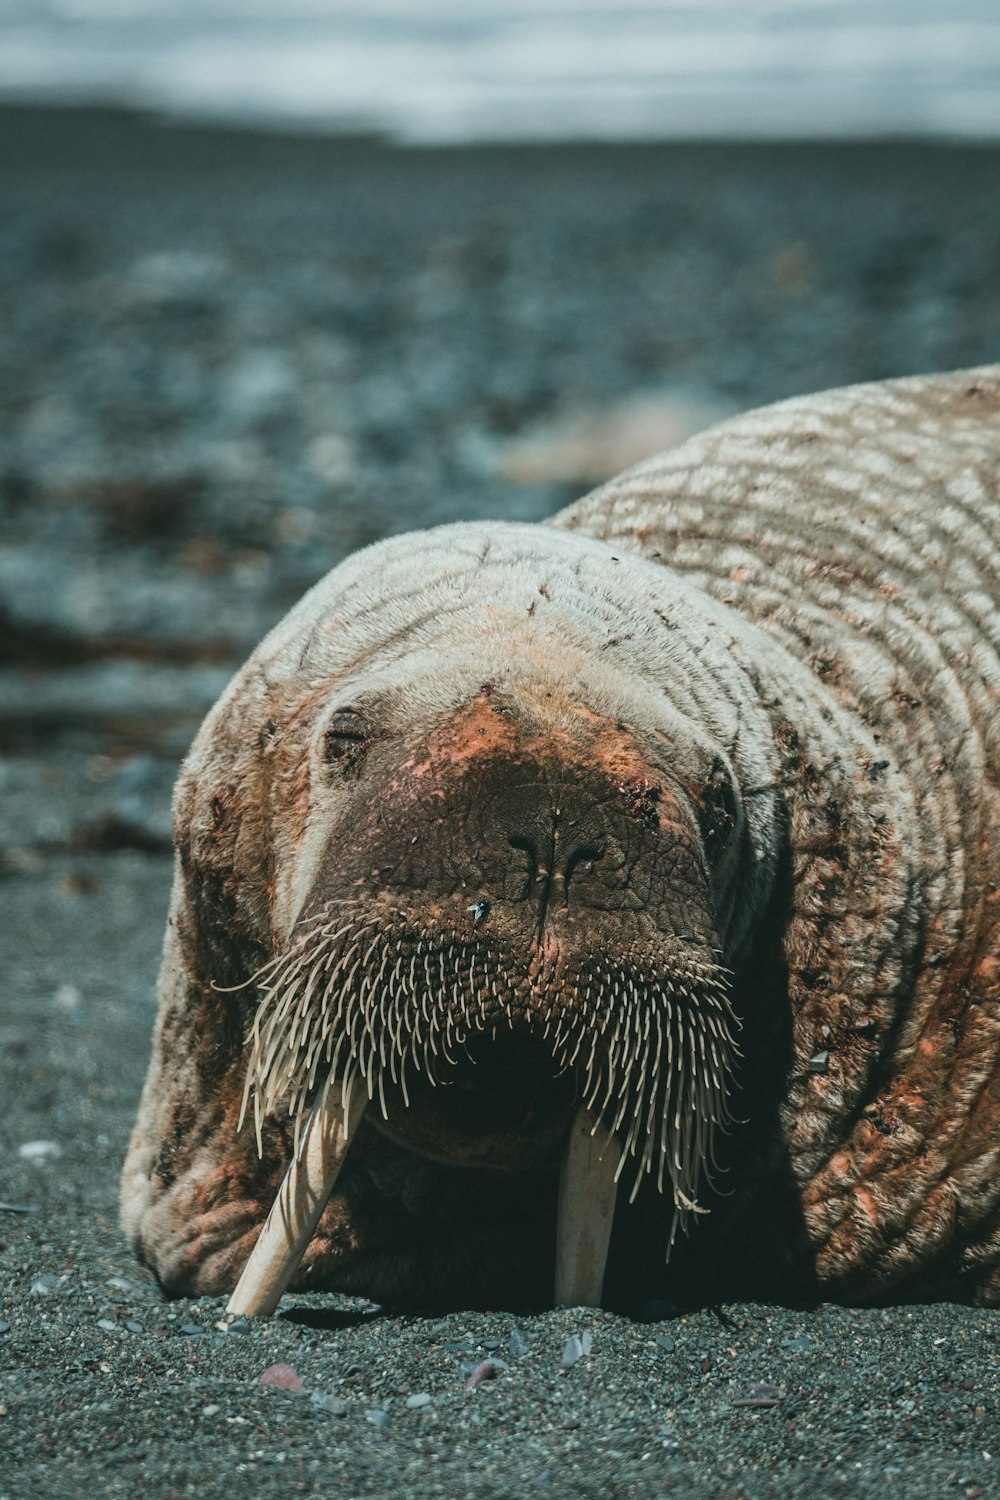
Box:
(122, 367), (1000, 1309)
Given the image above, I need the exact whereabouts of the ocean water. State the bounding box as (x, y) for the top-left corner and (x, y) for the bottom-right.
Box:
(1, 0), (999, 142)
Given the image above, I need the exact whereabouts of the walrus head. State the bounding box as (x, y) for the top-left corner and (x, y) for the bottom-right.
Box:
(246, 668), (739, 1196)
(187, 522), (783, 1305)
(123, 522), (785, 1309)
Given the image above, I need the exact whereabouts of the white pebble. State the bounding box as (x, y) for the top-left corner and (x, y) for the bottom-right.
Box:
(53, 983), (81, 1011)
(18, 1140), (62, 1162)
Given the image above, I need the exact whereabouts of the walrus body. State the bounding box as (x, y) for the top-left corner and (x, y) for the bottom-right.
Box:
(122, 367), (1000, 1309)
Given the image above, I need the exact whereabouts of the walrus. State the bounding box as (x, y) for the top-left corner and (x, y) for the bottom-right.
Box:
(121, 366), (1000, 1313)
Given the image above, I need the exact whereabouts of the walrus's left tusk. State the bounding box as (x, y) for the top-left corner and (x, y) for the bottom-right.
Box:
(227, 1075), (368, 1317)
(554, 1108), (619, 1308)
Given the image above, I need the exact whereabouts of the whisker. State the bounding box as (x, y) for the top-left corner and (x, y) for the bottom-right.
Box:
(237, 902), (738, 1260)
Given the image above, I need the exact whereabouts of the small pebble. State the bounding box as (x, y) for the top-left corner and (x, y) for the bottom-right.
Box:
(225, 1320), (250, 1336)
(808, 1050), (830, 1074)
(466, 1360), (496, 1390)
(509, 1328), (530, 1359)
(310, 1392), (348, 1415)
(481, 1338), (501, 1350)
(30, 1275), (58, 1296)
(561, 1336), (585, 1369)
(655, 1335), (676, 1353)
(365, 1409), (391, 1429)
(0, 1321), (10, 1334)
(405, 1393), (433, 1409)
(180, 1323), (203, 1336)
(260, 1363), (302, 1391)
(201, 1404), (220, 1418)
(18, 1140), (63, 1162)
(97, 1318), (117, 1332)
(125, 1320), (144, 1334)
(732, 1382), (783, 1409)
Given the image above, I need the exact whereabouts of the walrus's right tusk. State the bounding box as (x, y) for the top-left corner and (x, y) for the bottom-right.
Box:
(227, 1074), (368, 1317)
(554, 1108), (619, 1308)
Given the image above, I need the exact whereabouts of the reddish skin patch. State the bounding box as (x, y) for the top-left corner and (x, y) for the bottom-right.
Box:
(401, 698), (673, 818)
(402, 696), (521, 778)
(973, 952), (1000, 989)
(856, 1189), (880, 1229)
(592, 726), (672, 786)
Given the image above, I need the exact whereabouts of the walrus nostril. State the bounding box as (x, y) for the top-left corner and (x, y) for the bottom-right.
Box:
(562, 844), (604, 900)
(506, 836), (540, 902)
(505, 836), (606, 910)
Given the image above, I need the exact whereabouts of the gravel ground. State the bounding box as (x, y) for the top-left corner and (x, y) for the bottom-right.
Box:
(2, 106), (1000, 1499)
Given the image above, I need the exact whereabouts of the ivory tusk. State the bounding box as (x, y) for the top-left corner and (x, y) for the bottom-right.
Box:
(554, 1108), (619, 1308)
(227, 1074), (368, 1317)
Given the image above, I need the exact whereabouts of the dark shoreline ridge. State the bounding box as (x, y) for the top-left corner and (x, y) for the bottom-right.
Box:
(2, 104), (1000, 1498)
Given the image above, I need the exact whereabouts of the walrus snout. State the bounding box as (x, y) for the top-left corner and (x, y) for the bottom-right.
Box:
(304, 685), (731, 942)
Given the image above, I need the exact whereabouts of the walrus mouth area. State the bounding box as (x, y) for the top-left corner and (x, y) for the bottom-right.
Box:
(231, 899), (738, 1311)
(369, 1027), (582, 1170)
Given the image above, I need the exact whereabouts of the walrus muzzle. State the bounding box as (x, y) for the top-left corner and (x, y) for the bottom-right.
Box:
(227, 737), (739, 1314)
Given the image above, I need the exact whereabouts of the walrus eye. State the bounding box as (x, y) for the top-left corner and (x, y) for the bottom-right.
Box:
(699, 762), (738, 848)
(322, 710), (369, 768)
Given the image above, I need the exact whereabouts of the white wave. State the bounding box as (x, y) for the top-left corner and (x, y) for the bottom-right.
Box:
(0, 1), (998, 140)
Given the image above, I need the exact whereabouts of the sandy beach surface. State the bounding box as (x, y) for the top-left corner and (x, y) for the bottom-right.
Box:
(2, 106), (1000, 1499)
